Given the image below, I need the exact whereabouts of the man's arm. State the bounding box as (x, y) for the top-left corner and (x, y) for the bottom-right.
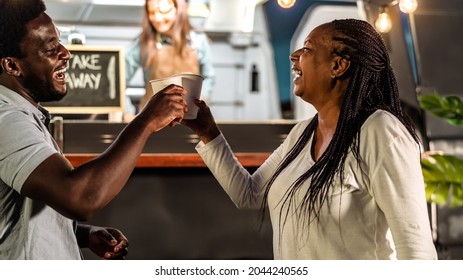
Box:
(22, 85), (187, 221)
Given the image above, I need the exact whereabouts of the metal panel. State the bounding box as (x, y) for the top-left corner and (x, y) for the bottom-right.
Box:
(44, 0), (143, 25)
(45, 1), (92, 22)
(84, 5), (143, 25)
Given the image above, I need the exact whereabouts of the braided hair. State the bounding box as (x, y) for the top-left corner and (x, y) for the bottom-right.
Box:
(261, 19), (419, 233)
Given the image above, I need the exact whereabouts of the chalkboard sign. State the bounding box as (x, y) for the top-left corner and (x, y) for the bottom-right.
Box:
(43, 45), (125, 113)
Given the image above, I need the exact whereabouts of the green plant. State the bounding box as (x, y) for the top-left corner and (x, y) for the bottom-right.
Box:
(418, 93), (463, 207)
(421, 153), (463, 207)
(419, 91), (463, 126)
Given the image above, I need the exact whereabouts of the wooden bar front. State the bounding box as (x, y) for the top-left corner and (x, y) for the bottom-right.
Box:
(65, 153), (271, 168)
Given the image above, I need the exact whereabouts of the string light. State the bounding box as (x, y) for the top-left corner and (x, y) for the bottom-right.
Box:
(399, 0), (418, 13)
(372, 0), (418, 33)
(375, 7), (392, 33)
(158, 0), (174, 14)
(277, 0), (296, 9)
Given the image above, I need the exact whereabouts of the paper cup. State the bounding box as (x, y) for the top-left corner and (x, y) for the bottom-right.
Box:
(149, 73), (204, 119)
(149, 75), (182, 94)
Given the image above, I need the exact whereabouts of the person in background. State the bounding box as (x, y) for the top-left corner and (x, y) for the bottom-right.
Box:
(125, 0), (214, 115)
(182, 19), (437, 259)
(0, 0), (187, 259)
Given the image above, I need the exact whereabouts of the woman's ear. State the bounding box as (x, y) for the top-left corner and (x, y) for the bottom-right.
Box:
(331, 56), (351, 78)
(0, 57), (22, 77)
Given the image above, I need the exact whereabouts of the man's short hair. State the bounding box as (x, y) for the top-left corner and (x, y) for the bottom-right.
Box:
(0, 0), (46, 73)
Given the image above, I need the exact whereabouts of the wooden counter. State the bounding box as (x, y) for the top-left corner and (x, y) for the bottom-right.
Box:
(66, 152), (271, 168)
(57, 120), (295, 168)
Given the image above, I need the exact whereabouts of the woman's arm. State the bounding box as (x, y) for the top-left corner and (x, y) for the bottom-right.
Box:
(364, 112), (437, 259)
(125, 37), (142, 85)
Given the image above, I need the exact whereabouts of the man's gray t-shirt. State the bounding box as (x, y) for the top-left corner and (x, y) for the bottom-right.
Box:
(0, 85), (81, 259)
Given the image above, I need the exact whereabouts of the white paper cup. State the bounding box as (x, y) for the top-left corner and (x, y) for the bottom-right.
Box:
(149, 73), (204, 119)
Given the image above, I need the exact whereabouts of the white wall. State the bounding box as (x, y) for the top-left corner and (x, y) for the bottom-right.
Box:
(206, 2), (282, 120)
(290, 4), (363, 120)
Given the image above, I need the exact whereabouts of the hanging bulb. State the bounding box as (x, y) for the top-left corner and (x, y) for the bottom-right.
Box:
(375, 8), (392, 33)
(399, 0), (418, 13)
(158, 0), (174, 14)
(277, 0), (296, 9)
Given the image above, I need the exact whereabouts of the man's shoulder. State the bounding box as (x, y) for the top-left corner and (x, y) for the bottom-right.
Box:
(0, 100), (33, 125)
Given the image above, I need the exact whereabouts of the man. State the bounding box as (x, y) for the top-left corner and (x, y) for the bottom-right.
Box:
(0, 0), (188, 259)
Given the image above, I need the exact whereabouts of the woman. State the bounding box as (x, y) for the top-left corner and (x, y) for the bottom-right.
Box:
(125, 0), (214, 112)
(182, 19), (437, 259)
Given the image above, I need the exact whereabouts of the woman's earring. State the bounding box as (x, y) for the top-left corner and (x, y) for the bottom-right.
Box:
(331, 73), (336, 79)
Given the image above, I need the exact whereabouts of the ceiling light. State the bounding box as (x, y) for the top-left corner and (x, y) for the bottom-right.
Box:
(158, 0), (174, 13)
(68, 31), (86, 45)
(375, 8), (392, 33)
(277, 0), (296, 9)
(399, 0), (418, 13)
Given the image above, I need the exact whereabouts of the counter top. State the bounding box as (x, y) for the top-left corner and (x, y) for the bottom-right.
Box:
(65, 152), (270, 168)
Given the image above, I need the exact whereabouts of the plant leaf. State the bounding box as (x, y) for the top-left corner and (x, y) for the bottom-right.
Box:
(418, 92), (463, 127)
(421, 154), (463, 207)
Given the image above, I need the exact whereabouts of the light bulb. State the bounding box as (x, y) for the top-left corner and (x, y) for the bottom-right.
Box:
(158, 0), (174, 14)
(399, 0), (418, 13)
(375, 10), (392, 33)
(277, 0), (296, 9)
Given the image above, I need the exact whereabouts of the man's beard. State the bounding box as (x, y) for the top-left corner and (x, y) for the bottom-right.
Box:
(23, 75), (66, 103)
